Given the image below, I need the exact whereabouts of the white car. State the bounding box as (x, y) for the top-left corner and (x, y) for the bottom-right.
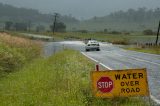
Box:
(85, 40), (100, 51)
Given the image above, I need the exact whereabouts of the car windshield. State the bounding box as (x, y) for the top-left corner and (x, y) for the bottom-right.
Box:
(89, 40), (98, 43)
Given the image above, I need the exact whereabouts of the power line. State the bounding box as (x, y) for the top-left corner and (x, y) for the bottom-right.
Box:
(155, 20), (160, 45)
(52, 13), (59, 34)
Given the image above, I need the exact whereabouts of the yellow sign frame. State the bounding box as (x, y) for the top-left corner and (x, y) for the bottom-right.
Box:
(91, 68), (149, 98)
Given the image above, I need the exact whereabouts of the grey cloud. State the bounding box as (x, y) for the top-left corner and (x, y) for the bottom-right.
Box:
(0, 0), (160, 19)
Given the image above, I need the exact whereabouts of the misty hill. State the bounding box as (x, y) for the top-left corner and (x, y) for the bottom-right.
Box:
(0, 3), (160, 31)
(0, 3), (79, 24)
(77, 8), (160, 31)
(90, 8), (160, 23)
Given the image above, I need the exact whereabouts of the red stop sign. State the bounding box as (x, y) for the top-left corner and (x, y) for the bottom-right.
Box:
(97, 77), (113, 93)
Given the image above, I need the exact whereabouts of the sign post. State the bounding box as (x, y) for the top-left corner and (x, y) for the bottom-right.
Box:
(95, 64), (99, 71)
(91, 68), (149, 98)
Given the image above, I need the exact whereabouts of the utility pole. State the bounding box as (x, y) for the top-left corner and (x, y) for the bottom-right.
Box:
(2, 23), (5, 32)
(28, 20), (31, 32)
(52, 13), (58, 34)
(155, 20), (160, 45)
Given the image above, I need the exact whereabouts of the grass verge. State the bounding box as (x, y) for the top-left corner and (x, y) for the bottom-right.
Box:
(0, 49), (149, 106)
(0, 32), (42, 77)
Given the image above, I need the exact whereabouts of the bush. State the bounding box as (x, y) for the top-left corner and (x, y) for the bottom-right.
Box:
(110, 31), (121, 35)
(77, 30), (88, 33)
(111, 40), (129, 45)
(143, 29), (153, 35)
(104, 28), (108, 33)
(0, 44), (25, 73)
(0, 33), (42, 76)
(123, 32), (130, 35)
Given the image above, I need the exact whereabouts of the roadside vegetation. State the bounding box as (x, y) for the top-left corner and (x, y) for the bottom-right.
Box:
(42, 31), (156, 45)
(0, 49), (149, 106)
(0, 32), (42, 77)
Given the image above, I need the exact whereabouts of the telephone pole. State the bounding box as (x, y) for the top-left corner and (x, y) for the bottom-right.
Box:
(155, 20), (160, 45)
(52, 13), (58, 34)
(28, 20), (31, 32)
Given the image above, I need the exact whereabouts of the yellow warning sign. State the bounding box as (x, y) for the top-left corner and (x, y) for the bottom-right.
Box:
(91, 68), (149, 98)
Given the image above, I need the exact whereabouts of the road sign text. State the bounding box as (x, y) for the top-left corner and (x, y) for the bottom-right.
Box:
(91, 69), (149, 98)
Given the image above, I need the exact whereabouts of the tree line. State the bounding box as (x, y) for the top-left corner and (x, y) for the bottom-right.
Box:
(4, 21), (66, 32)
(91, 7), (160, 23)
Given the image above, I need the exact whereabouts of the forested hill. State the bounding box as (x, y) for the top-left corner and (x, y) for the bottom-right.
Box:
(0, 3), (79, 23)
(88, 8), (160, 23)
(81, 8), (160, 31)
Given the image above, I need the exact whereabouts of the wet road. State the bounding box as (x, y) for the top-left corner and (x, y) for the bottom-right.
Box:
(21, 33), (54, 41)
(44, 41), (160, 105)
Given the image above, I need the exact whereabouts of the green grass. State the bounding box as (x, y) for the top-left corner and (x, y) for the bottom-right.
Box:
(126, 46), (160, 55)
(0, 49), (149, 106)
(48, 32), (131, 42)
(40, 32), (156, 45)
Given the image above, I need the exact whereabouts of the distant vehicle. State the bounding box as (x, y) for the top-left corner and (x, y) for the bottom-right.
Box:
(85, 40), (100, 51)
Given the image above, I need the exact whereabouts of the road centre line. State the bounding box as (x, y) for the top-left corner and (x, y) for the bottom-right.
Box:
(81, 52), (160, 105)
(122, 49), (160, 57)
(102, 50), (160, 66)
(111, 52), (160, 66)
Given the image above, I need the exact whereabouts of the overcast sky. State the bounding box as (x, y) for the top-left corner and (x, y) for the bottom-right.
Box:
(0, 0), (160, 19)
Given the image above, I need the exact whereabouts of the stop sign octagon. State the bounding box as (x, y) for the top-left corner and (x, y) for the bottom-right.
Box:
(97, 77), (114, 93)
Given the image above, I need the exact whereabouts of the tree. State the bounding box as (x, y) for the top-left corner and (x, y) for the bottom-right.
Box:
(143, 29), (153, 35)
(78, 30), (88, 33)
(104, 29), (108, 33)
(154, 8), (160, 18)
(14, 22), (28, 31)
(5, 21), (13, 30)
(36, 25), (45, 32)
(27, 20), (32, 32)
(50, 22), (66, 32)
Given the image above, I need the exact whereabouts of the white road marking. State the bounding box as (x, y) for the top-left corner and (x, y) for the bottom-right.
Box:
(81, 52), (98, 63)
(99, 63), (113, 70)
(122, 49), (160, 57)
(150, 95), (160, 105)
(81, 52), (160, 105)
(81, 52), (112, 70)
(113, 53), (160, 66)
